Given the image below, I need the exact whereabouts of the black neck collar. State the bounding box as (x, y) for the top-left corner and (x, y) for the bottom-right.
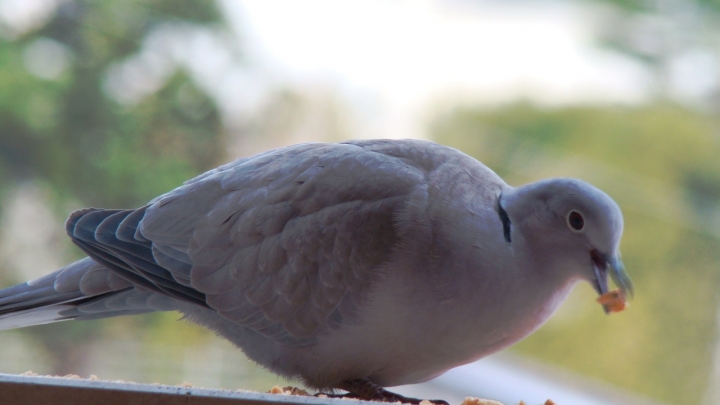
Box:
(497, 195), (512, 244)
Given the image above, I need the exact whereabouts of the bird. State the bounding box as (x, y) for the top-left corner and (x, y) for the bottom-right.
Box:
(0, 139), (633, 403)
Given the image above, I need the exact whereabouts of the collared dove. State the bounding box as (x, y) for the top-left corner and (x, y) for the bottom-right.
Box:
(0, 140), (633, 403)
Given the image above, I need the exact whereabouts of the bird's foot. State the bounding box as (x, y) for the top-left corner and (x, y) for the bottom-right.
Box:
(315, 379), (448, 405)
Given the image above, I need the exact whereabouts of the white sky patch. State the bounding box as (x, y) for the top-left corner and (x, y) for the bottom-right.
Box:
(22, 37), (71, 80)
(0, 184), (71, 282)
(0, 0), (60, 39)
(220, 0), (650, 139)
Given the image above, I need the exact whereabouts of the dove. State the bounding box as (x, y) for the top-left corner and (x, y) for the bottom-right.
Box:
(0, 139), (633, 403)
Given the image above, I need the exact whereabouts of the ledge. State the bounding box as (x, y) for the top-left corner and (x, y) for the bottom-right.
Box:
(0, 373), (374, 405)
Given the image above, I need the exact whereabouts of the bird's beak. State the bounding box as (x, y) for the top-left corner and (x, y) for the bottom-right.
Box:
(607, 255), (634, 298)
(591, 249), (634, 313)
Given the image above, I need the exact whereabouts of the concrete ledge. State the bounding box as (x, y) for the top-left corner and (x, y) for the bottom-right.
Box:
(0, 373), (371, 405)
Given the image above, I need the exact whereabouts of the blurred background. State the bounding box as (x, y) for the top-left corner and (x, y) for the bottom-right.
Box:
(0, 0), (718, 404)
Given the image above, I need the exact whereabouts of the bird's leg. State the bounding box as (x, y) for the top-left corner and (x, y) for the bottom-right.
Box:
(319, 378), (448, 405)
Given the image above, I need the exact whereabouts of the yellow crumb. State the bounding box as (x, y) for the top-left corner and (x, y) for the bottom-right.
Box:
(284, 386), (310, 396)
(597, 289), (628, 313)
(461, 397), (505, 405)
(267, 386), (312, 396)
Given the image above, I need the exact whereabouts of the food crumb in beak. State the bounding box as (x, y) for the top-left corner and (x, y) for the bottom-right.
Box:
(597, 289), (628, 313)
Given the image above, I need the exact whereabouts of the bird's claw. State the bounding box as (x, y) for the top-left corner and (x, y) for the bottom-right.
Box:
(320, 379), (448, 404)
(315, 391), (448, 405)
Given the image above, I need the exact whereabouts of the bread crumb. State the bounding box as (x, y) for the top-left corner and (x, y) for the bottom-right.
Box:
(419, 401), (433, 405)
(62, 374), (82, 379)
(267, 386), (312, 396)
(597, 289), (627, 313)
(20, 371), (38, 376)
(461, 397), (505, 405)
(283, 386), (310, 396)
(180, 382), (193, 388)
(88, 375), (98, 381)
(317, 394), (328, 398)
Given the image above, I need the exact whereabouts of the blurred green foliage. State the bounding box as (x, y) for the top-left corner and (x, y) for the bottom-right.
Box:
(595, 0), (720, 13)
(0, 0), (226, 376)
(0, 0), (224, 209)
(584, 0), (720, 100)
(431, 102), (720, 405)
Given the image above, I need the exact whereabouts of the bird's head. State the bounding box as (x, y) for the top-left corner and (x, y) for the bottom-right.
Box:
(500, 178), (634, 313)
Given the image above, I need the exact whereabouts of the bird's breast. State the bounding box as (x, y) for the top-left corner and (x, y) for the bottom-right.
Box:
(314, 255), (577, 387)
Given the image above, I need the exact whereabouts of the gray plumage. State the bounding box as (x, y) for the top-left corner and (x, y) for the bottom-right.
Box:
(0, 139), (633, 400)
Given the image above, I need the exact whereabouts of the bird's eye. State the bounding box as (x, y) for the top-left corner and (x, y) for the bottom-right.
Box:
(567, 210), (584, 231)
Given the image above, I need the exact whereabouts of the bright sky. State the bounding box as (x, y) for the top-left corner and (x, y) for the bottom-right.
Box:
(220, 0), (650, 139)
(0, 0), (652, 139)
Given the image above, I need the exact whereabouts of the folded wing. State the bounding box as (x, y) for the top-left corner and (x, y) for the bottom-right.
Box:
(66, 141), (437, 345)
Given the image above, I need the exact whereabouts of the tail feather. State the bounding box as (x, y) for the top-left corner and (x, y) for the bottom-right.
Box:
(0, 286), (81, 314)
(0, 258), (176, 330)
(0, 305), (79, 330)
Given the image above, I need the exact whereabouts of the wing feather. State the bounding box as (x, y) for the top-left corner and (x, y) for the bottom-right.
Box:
(65, 141), (444, 345)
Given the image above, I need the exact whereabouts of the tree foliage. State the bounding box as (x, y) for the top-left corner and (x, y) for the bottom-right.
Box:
(585, 0), (720, 101)
(0, 0), (227, 376)
(0, 0), (224, 209)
